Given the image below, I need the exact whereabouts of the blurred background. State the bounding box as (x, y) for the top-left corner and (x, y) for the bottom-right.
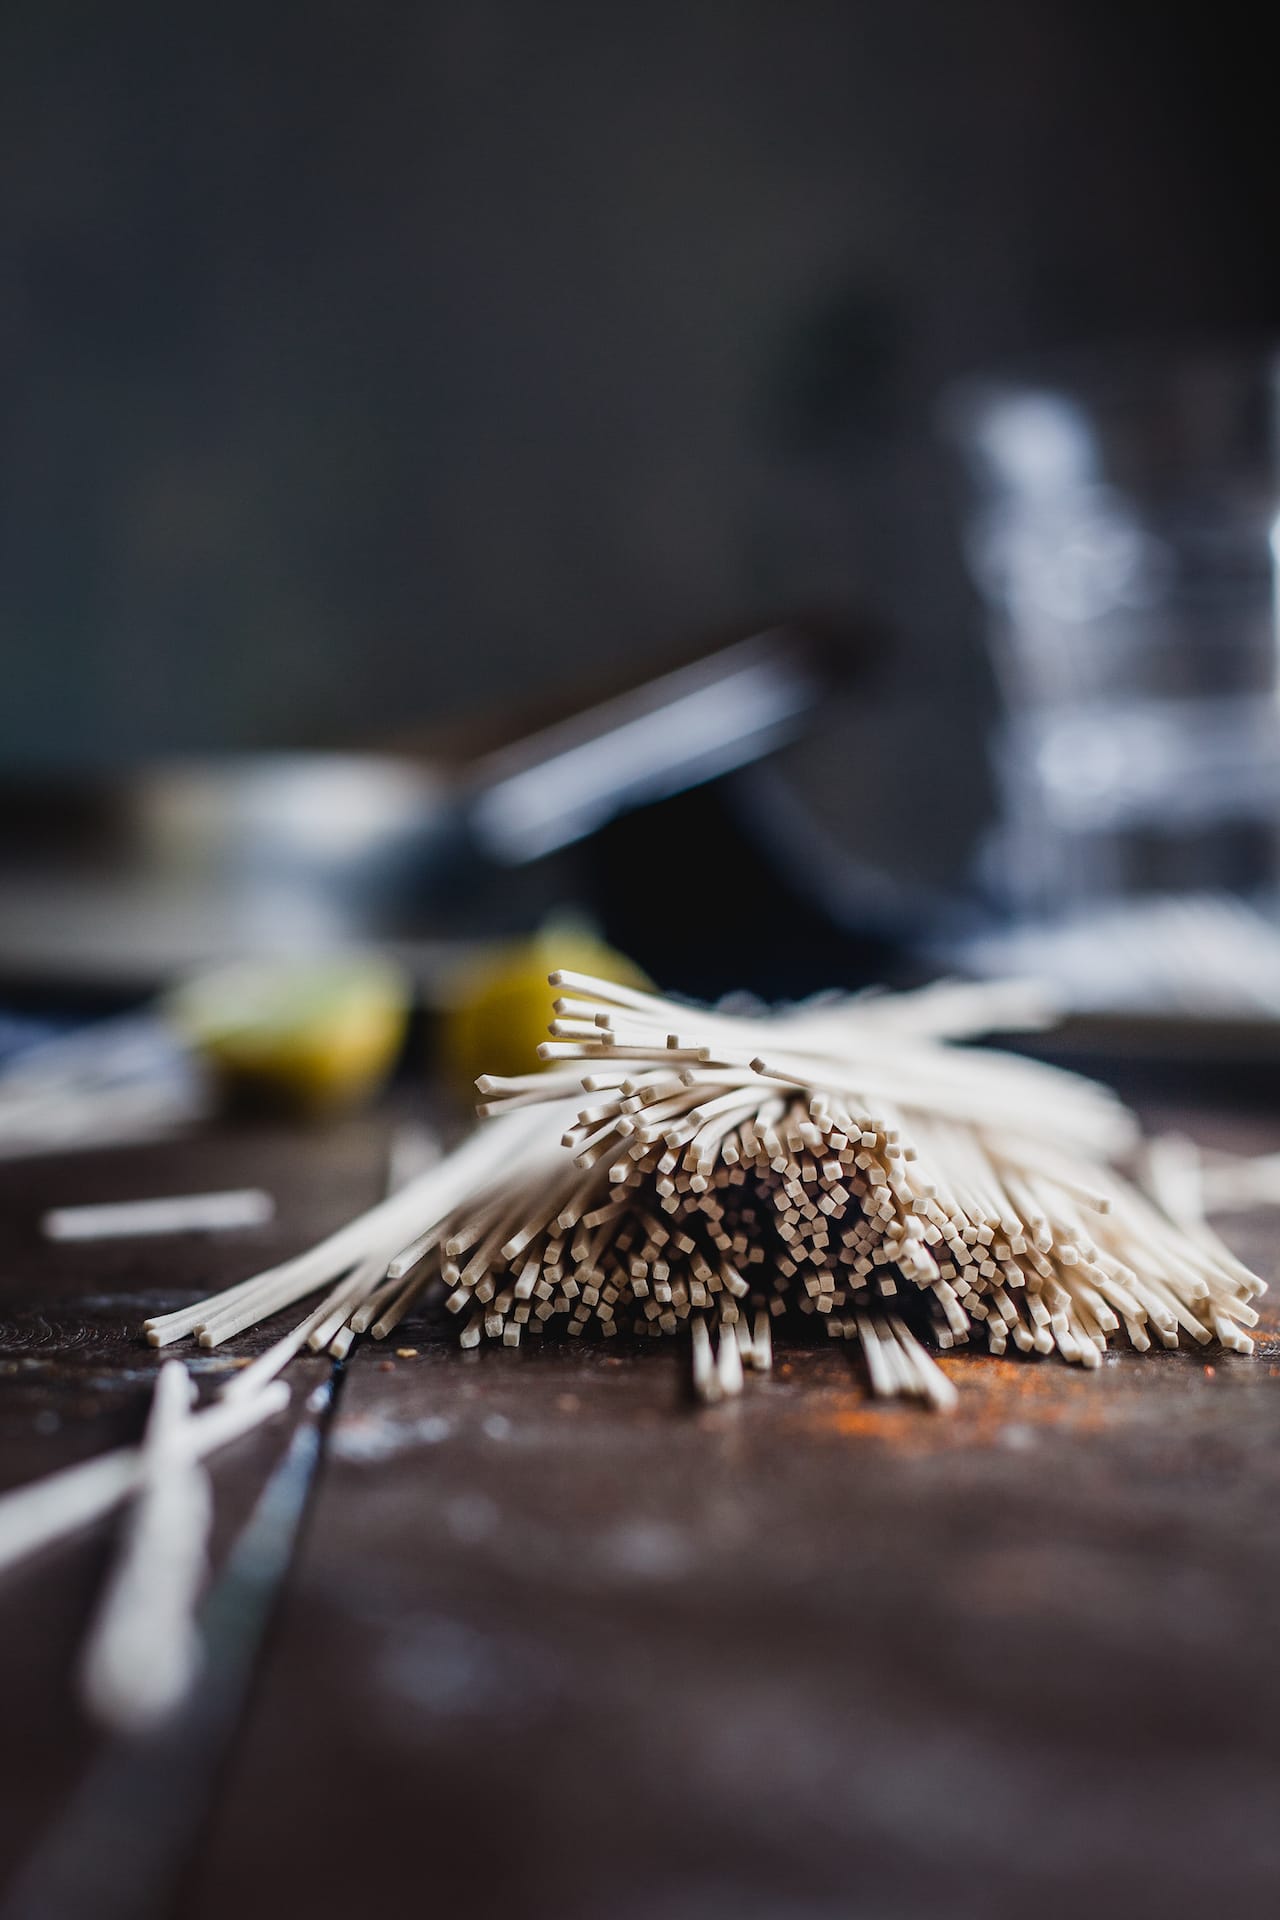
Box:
(3, 0), (1276, 760)
(4, 0), (1280, 1127)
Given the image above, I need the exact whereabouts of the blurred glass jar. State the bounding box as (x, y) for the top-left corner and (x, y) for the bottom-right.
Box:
(946, 348), (1280, 911)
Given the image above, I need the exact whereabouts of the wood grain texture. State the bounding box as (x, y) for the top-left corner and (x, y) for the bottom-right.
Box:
(1, 1100), (1278, 1920)
(0, 1117), (387, 1889)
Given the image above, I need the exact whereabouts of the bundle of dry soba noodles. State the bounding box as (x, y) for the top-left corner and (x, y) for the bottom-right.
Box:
(142, 971), (1264, 1412)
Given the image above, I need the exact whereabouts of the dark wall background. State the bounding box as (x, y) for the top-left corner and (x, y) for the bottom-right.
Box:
(2, 1), (1277, 776)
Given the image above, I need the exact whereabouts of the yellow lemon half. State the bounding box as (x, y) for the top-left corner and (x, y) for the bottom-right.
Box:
(440, 924), (649, 1093)
(166, 953), (411, 1115)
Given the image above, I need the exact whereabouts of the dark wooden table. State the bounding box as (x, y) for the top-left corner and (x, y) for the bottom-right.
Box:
(2, 1097), (1279, 1920)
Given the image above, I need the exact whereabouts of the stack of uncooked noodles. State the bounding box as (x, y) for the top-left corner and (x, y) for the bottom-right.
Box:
(143, 971), (1265, 1411)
